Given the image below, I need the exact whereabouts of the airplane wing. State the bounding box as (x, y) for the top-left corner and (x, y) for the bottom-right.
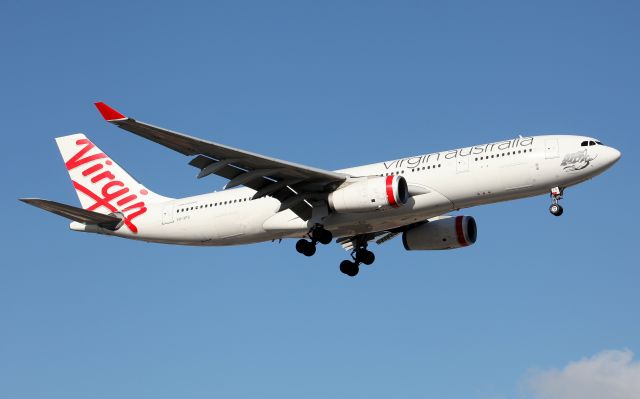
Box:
(20, 198), (123, 230)
(95, 102), (347, 220)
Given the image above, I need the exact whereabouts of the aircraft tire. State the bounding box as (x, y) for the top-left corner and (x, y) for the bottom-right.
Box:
(315, 228), (333, 245)
(296, 239), (316, 256)
(340, 260), (359, 277)
(549, 204), (564, 216)
(356, 250), (375, 265)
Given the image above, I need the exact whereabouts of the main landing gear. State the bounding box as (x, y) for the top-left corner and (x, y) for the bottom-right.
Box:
(339, 244), (375, 277)
(549, 186), (564, 217)
(295, 225), (333, 257)
(295, 228), (376, 278)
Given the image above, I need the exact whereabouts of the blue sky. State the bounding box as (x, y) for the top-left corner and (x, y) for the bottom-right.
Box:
(1, 1), (639, 398)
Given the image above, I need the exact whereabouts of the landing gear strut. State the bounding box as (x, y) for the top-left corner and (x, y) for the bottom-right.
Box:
(339, 241), (376, 277)
(549, 187), (564, 217)
(295, 224), (333, 257)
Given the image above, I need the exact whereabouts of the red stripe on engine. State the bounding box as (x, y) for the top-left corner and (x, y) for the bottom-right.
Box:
(386, 175), (399, 208)
(455, 216), (468, 246)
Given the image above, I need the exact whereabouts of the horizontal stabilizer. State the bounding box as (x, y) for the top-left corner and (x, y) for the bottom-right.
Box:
(19, 198), (123, 230)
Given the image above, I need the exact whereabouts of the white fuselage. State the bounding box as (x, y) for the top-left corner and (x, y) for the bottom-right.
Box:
(73, 135), (620, 245)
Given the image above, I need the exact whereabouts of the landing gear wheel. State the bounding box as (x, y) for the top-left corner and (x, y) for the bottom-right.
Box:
(340, 260), (359, 277)
(314, 228), (333, 245)
(296, 239), (316, 256)
(355, 249), (375, 265)
(549, 187), (564, 217)
(549, 204), (564, 217)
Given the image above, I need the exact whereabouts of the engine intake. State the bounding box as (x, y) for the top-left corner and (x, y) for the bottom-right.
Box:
(402, 215), (477, 250)
(328, 175), (409, 213)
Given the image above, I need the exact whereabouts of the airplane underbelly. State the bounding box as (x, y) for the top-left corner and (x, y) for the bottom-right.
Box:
(210, 212), (246, 240)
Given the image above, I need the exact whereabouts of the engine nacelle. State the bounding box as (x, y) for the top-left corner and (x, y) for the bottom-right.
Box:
(328, 176), (409, 213)
(402, 215), (477, 250)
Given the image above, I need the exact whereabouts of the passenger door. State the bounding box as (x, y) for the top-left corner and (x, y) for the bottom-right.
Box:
(545, 139), (559, 159)
(162, 204), (174, 225)
(456, 156), (470, 173)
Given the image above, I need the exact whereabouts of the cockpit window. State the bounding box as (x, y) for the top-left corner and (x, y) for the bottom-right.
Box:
(581, 141), (588, 146)
(596, 141), (603, 145)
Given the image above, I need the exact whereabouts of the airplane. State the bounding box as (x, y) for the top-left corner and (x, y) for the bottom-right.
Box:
(20, 102), (621, 276)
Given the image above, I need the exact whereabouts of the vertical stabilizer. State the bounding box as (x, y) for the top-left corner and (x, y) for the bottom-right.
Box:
(55, 133), (171, 233)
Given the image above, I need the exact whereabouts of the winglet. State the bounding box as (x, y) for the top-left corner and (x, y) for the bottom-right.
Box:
(94, 102), (127, 121)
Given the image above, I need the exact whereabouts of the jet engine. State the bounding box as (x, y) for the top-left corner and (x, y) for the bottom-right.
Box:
(402, 215), (477, 250)
(328, 176), (409, 213)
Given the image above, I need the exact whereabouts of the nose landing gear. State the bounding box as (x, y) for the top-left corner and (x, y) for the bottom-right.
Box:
(549, 187), (564, 216)
(295, 224), (333, 257)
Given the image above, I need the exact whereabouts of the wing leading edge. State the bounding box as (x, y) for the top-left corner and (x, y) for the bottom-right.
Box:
(94, 102), (347, 220)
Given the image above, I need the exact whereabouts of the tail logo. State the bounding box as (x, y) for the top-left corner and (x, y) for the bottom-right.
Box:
(66, 138), (147, 233)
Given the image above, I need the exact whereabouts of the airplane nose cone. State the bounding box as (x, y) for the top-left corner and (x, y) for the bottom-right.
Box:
(610, 147), (622, 164)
